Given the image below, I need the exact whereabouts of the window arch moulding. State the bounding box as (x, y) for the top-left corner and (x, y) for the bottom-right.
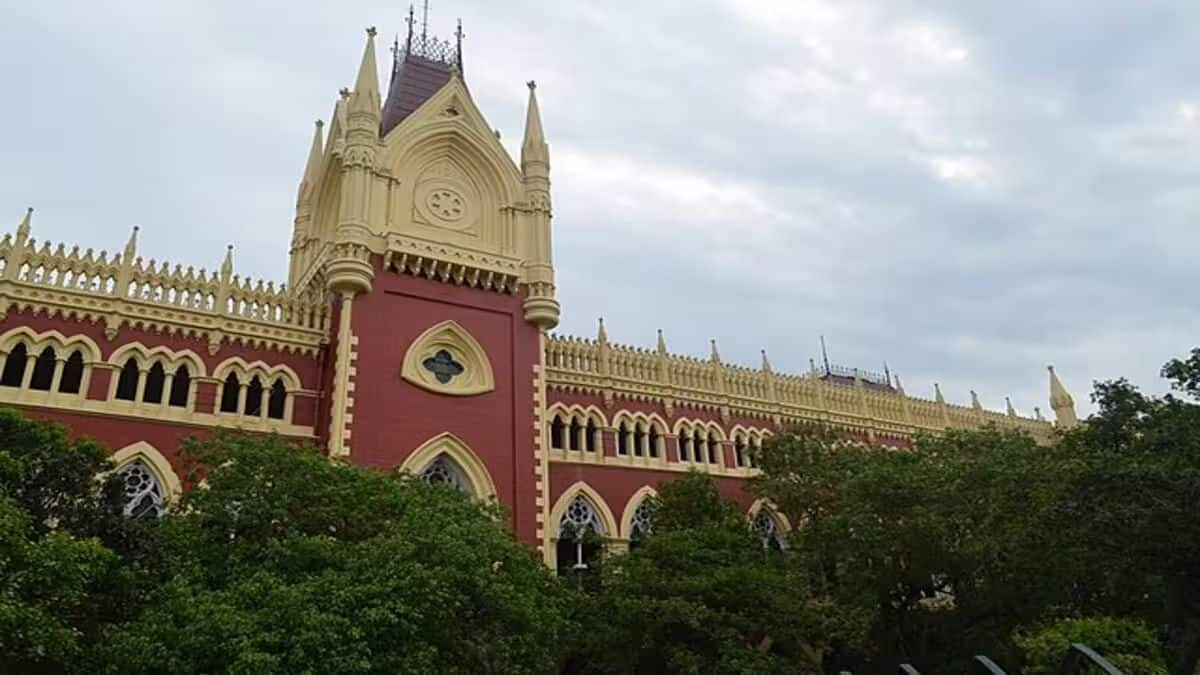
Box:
(396, 431), (497, 500)
(401, 320), (495, 397)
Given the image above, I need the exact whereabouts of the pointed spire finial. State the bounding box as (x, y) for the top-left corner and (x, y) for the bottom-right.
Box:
(455, 17), (464, 74)
(15, 207), (32, 240)
(934, 382), (945, 404)
(299, 119), (325, 204)
(656, 329), (667, 354)
(597, 317), (608, 343)
(894, 374), (905, 395)
(1006, 396), (1017, 417)
(124, 225), (139, 260)
(710, 339), (721, 363)
(761, 350), (772, 374)
(970, 390), (982, 410)
(1048, 364), (1078, 428)
(405, 4), (415, 51)
(221, 244), (234, 279)
(522, 79), (548, 168)
(350, 27), (381, 116)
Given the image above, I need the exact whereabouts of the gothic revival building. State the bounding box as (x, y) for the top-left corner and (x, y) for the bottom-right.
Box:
(0, 24), (1078, 571)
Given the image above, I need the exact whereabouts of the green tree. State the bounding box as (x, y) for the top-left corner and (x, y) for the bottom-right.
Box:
(571, 472), (865, 674)
(94, 433), (574, 675)
(1014, 617), (1168, 675)
(0, 409), (137, 673)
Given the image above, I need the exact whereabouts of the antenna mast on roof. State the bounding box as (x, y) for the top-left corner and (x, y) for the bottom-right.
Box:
(820, 336), (831, 375)
(420, 0), (430, 44)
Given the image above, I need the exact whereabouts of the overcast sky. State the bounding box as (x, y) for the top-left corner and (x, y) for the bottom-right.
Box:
(3, 1), (1198, 417)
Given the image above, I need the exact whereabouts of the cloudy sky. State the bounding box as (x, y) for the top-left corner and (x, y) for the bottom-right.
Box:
(3, 1), (1198, 417)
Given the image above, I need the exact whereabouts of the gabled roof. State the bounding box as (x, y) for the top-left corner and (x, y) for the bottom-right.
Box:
(381, 52), (453, 137)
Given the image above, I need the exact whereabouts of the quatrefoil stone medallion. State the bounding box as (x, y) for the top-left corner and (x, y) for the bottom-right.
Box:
(422, 349), (465, 384)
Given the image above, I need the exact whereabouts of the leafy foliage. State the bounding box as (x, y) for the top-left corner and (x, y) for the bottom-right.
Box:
(1014, 617), (1168, 675)
(570, 473), (867, 675)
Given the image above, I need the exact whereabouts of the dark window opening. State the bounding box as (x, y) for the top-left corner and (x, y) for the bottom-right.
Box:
(550, 415), (565, 449)
(617, 422), (630, 455)
(735, 439), (747, 467)
(633, 425), (646, 457)
(0, 343), (28, 387)
(649, 428), (660, 458)
(142, 362), (165, 404)
(219, 372), (240, 412)
(245, 376), (264, 416)
(268, 379), (286, 420)
(29, 346), (56, 391)
(115, 358), (139, 401)
(585, 419), (598, 452)
(58, 350), (84, 394)
(679, 433), (691, 462)
(708, 436), (720, 464)
(168, 365), (190, 408)
(568, 417), (582, 451)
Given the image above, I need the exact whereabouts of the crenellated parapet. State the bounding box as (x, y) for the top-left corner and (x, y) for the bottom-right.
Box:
(545, 331), (1054, 442)
(0, 211), (329, 356)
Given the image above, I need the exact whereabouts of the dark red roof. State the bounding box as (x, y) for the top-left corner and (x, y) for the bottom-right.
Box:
(380, 53), (452, 137)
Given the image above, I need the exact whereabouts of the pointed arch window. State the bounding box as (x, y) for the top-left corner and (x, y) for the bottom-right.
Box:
(267, 379), (286, 420)
(420, 455), (468, 492)
(693, 430), (705, 463)
(29, 346), (56, 391)
(752, 510), (784, 551)
(550, 415), (565, 450)
(168, 365), (191, 408)
(734, 437), (748, 467)
(0, 343), (28, 387)
(568, 417), (582, 451)
(585, 418), (598, 452)
(679, 431), (691, 462)
(617, 422), (630, 456)
(633, 424), (646, 457)
(648, 427), (661, 459)
(59, 350), (84, 394)
(707, 433), (721, 464)
(142, 362), (166, 404)
(244, 376), (264, 416)
(219, 372), (240, 413)
(119, 459), (165, 519)
(630, 501), (654, 550)
(557, 495), (605, 576)
(115, 358), (139, 401)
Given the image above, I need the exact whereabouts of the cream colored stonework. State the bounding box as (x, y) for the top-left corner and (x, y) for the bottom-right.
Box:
(400, 320), (495, 396)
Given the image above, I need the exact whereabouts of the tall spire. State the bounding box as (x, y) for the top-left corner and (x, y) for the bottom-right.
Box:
(761, 350), (772, 374)
(15, 207), (32, 241)
(522, 80), (549, 170)
(656, 329), (667, 354)
(596, 317), (608, 344)
(1048, 365), (1078, 428)
(1006, 396), (1017, 417)
(970, 390), (982, 411)
(709, 339), (722, 364)
(350, 27), (381, 118)
(123, 225), (139, 262)
(298, 120), (325, 204)
(934, 383), (945, 404)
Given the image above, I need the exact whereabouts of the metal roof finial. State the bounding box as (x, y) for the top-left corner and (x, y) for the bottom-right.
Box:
(420, 0), (430, 44)
(455, 18), (464, 73)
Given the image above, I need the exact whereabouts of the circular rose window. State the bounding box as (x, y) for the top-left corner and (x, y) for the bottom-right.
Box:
(426, 189), (465, 222)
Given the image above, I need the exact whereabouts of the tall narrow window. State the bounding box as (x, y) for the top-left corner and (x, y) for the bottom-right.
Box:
(557, 495), (604, 577)
(617, 422), (630, 455)
(142, 362), (166, 404)
(734, 438), (747, 467)
(569, 417), (582, 451)
(58, 350), (84, 394)
(29, 346), (56, 391)
(633, 424), (646, 457)
(585, 419), (598, 452)
(648, 427), (661, 459)
(708, 434), (720, 464)
(679, 432), (691, 462)
(267, 379), (286, 420)
(115, 358), (139, 401)
(244, 376), (264, 416)
(694, 431), (705, 463)
(119, 460), (165, 519)
(747, 441), (759, 469)
(168, 365), (190, 408)
(219, 372), (240, 412)
(550, 415), (565, 450)
(0, 343), (28, 387)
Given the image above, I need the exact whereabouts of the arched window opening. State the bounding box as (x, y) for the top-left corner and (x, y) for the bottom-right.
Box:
(267, 379), (286, 420)
(629, 500), (654, 550)
(679, 431), (691, 462)
(557, 495), (604, 577)
(119, 459), (165, 519)
(168, 365), (190, 408)
(734, 437), (747, 467)
(617, 422), (630, 455)
(648, 427), (661, 459)
(244, 376), (264, 416)
(752, 510), (784, 551)
(707, 434), (721, 464)
(0, 343), (28, 387)
(29, 346), (56, 391)
(568, 417), (582, 451)
(142, 362), (166, 404)
(748, 440), (760, 469)
(58, 350), (84, 394)
(550, 415), (565, 450)
(219, 372), (240, 413)
(115, 358), (139, 401)
(693, 431), (705, 463)
(633, 424), (646, 457)
(420, 455), (468, 493)
(585, 419), (598, 452)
